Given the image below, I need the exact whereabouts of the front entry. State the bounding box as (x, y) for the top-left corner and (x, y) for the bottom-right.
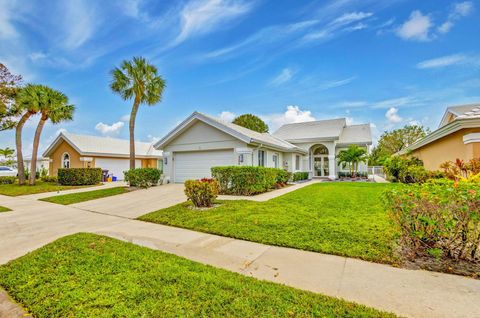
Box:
(314, 156), (329, 177)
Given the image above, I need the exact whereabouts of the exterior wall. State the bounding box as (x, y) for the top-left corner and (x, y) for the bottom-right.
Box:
(48, 141), (83, 176)
(141, 159), (158, 168)
(411, 128), (480, 171)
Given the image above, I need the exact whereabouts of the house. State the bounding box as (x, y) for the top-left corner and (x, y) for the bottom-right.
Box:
(23, 155), (50, 174)
(154, 112), (372, 183)
(400, 104), (480, 170)
(43, 132), (162, 180)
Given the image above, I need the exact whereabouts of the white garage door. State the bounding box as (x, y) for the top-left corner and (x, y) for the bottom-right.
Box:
(95, 158), (141, 180)
(174, 149), (234, 183)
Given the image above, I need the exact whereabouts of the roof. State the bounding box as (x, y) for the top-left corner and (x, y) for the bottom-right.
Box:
(154, 112), (307, 153)
(273, 118), (347, 141)
(43, 132), (162, 159)
(439, 103), (480, 127)
(338, 124), (372, 145)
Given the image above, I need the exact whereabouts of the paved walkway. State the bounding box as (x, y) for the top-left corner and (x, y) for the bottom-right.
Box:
(0, 185), (479, 318)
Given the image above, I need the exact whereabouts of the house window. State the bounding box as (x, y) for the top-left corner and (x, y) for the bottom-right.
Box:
(238, 154), (244, 164)
(273, 154), (279, 168)
(258, 150), (265, 167)
(295, 155), (300, 170)
(62, 153), (70, 168)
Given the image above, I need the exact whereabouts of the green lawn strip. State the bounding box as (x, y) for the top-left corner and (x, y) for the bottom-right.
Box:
(0, 206), (11, 212)
(0, 233), (396, 318)
(40, 187), (128, 205)
(0, 181), (97, 197)
(139, 183), (398, 264)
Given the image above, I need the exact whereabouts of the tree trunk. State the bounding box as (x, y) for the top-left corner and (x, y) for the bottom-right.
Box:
(29, 114), (47, 185)
(129, 98), (140, 170)
(16, 112), (33, 185)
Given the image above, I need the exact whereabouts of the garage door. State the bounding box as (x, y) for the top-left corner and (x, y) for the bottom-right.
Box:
(95, 158), (141, 180)
(174, 149), (234, 183)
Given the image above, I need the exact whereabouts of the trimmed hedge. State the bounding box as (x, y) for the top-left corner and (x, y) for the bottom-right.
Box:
(0, 176), (16, 184)
(211, 166), (288, 195)
(292, 172), (309, 182)
(41, 175), (58, 183)
(338, 171), (368, 178)
(58, 168), (102, 186)
(124, 168), (161, 188)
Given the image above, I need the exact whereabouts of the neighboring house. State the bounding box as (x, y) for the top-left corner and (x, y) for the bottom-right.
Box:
(43, 133), (162, 180)
(155, 112), (372, 183)
(400, 104), (480, 170)
(23, 155), (50, 174)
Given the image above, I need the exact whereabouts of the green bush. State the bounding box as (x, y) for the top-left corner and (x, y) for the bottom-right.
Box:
(0, 176), (16, 184)
(292, 172), (309, 182)
(276, 170), (291, 184)
(58, 168), (102, 186)
(384, 179), (480, 262)
(383, 155), (423, 182)
(41, 175), (58, 183)
(184, 178), (220, 207)
(211, 166), (287, 195)
(338, 171), (368, 178)
(124, 168), (161, 188)
(398, 165), (430, 184)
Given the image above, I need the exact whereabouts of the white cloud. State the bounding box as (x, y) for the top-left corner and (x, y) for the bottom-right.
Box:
(371, 97), (416, 109)
(28, 52), (47, 61)
(219, 111), (236, 122)
(437, 21), (453, 34)
(0, 0), (18, 39)
(319, 76), (356, 90)
(416, 54), (468, 69)
(95, 121), (124, 135)
(172, 0), (253, 47)
(437, 1), (474, 34)
(385, 107), (402, 123)
(120, 114), (130, 122)
(263, 106), (316, 131)
(120, 0), (143, 19)
(269, 68), (295, 86)
(61, 0), (98, 50)
(396, 10), (432, 41)
(147, 134), (160, 143)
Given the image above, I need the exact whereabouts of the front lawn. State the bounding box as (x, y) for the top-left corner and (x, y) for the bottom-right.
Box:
(0, 206), (11, 212)
(0, 233), (396, 317)
(139, 183), (398, 264)
(0, 181), (96, 196)
(40, 187), (128, 205)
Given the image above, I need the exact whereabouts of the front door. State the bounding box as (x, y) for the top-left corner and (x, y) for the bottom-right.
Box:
(314, 156), (329, 177)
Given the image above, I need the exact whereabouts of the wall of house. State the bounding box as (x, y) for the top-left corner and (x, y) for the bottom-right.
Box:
(48, 140), (84, 176)
(411, 128), (480, 170)
(141, 159), (158, 168)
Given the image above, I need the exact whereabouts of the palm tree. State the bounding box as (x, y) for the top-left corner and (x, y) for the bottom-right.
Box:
(14, 84), (44, 185)
(110, 57), (166, 169)
(336, 145), (368, 178)
(29, 87), (74, 185)
(0, 147), (14, 161)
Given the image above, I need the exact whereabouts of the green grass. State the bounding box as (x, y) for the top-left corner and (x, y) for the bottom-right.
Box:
(0, 181), (96, 196)
(40, 187), (128, 205)
(0, 233), (396, 317)
(0, 206), (11, 212)
(139, 183), (398, 264)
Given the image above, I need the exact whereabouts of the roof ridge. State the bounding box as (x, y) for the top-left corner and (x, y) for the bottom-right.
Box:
(64, 132), (154, 145)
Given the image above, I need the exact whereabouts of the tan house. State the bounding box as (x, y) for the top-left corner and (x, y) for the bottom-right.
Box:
(43, 133), (162, 180)
(401, 104), (480, 170)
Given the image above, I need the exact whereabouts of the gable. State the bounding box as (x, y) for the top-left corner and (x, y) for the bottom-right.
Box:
(167, 120), (239, 146)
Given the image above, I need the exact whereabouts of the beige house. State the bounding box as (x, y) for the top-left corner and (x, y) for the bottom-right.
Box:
(155, 112), (372, 183)
(401, 104), (480, 170)
(43, 133), (162, 180)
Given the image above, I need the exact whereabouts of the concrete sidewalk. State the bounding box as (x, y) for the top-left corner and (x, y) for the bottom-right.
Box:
(1, 188), (479, 318)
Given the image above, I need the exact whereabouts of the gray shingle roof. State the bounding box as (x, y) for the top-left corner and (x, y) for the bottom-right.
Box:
(338, 124), (372, 144)
(272, 118), (347, 141)
(449, 104), (480, 119)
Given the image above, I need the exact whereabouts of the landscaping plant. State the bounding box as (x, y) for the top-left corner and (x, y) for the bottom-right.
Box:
(40, 175), (58, 183)
(292, 171), (309, 182)
(211, 166), (284, 195)
(58, 168), (102, 186)
(0, 176), (15, 184)
(336, 145), (368, 178)
(124, 168), (161, 188)
(441, 158), (480, 181)
(184, 178), (220, 208)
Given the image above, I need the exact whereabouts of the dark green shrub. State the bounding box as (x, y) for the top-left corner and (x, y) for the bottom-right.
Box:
(124, 168), (161, 188)
(211, 166), (287, 195)
(384, 179), (480, 262)
(383, 156), (423, 182)
(292, 172), (309, 182)
(58, 168), (102, 186)
(0, 176), (16, 184)
(41, 175), (58, 183)
(338, 171), (368, 178)
(184, 178), (220, 207)
(276, 170), (291, 184)
(398, 165), (430, 184)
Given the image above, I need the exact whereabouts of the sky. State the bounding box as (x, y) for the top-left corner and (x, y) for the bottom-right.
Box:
(0, 0), (479, 154)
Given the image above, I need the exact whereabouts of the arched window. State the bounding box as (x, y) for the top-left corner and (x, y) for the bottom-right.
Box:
(62, 153), (70, 168)
(313, 145), (329, 155)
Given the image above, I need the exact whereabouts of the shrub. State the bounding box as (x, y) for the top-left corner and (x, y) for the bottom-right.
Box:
(383, 155), (423, 182)
(276, 170), (291, 184)
(384, 179), (480, 262)
(0, 176), (16, 184)
(441, 158), (480, 181)
(184, 178), (220, 208)
(292, 172), (309, 182)
(211, 166), (287, 195)
(41, 175), (58, 183)
(124, 168), (161, 188)
(338, 171), (368, 178)
(58, 168), (102, 186)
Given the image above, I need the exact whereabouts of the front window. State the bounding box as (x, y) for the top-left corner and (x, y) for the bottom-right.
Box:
(258, 150), (265, 167)
(295, 155), (300, 170)
(62, 153), (70, 168)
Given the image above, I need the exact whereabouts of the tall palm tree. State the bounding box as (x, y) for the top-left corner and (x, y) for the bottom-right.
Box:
(14, 84), (43, 185)
(29, 87), (74, 185)
(0, 147), (14, 162)
(337, 145), (368, 178)
(110, 57), (166, 169)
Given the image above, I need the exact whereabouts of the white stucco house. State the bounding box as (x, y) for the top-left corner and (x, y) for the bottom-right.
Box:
(155, 112), (372, 183)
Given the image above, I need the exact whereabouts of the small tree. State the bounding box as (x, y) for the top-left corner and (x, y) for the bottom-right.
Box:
(336, 145), (368, 177)
(232, 114), (269, 133)
(0, 63), (23, 131)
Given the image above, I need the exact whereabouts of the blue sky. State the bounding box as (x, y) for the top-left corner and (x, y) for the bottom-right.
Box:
(1, 0), (479, 153)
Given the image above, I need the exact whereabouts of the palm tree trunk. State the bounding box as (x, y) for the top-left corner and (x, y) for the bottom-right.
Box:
(16, 111), (33, 185)
(129, 97), (140, 170)
(29, 114), (47, 185)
